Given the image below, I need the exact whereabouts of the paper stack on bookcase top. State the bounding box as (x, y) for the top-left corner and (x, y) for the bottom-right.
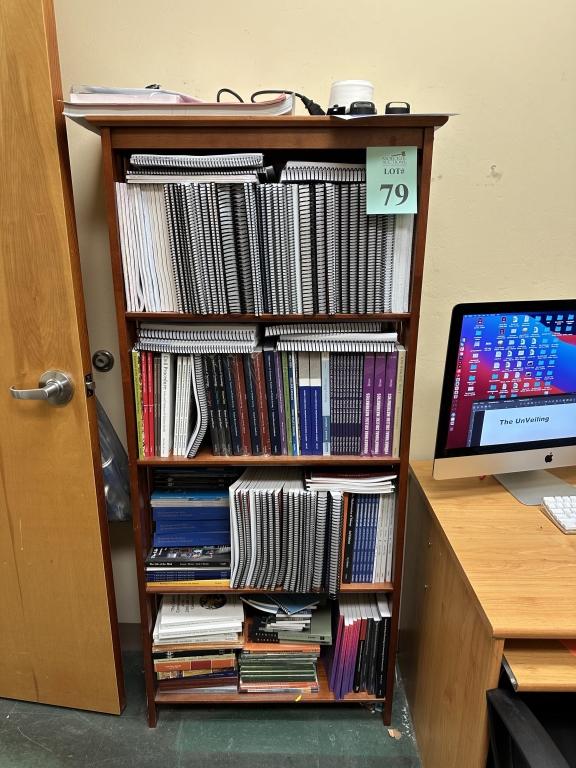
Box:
(64, 90), (294, 131)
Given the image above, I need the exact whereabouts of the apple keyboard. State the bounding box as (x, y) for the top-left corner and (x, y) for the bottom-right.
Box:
(541, 495), (576, 534)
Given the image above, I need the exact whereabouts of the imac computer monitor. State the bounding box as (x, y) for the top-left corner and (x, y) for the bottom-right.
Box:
(433, 301), (576, 504)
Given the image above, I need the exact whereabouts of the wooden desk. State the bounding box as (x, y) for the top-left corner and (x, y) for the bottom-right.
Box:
(399, 461), (576, 768)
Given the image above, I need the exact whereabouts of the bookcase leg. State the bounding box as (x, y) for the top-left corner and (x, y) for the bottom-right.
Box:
(147, 698), (158, 728)
(382, 695), (393, 725)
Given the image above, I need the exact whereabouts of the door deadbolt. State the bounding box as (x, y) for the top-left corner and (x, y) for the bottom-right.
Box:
(92, 349), (115, 372)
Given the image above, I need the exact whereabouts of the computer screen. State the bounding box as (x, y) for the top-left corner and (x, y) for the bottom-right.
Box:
(433, 301), (576, 481)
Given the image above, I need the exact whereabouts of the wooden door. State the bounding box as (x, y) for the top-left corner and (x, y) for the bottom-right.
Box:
(0, 0), (124, 713)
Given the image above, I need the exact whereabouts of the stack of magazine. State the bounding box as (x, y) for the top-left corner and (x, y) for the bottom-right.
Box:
(153, 594), (244, 647)
(64, 89), (294, 130)
(241, 595), (331, 645)
(152, 594), (245, 693)
(114, 153), (414, 314)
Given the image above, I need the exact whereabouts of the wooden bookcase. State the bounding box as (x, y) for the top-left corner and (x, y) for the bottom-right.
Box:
(91, 114), (448, 727)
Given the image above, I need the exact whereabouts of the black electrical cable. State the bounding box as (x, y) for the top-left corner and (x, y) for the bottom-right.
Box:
(250, 89), (325, 115)
(216, 88), (244, 103)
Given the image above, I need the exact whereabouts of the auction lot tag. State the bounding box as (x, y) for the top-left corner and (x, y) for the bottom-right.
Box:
(366, 146), (417, 214)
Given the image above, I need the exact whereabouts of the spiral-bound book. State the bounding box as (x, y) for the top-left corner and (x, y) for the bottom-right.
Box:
(297, 185), (314, 315)
(131, 152), (265, 170)
(244, 183), (262, 315)
(358, 185), (368, 313)
(382, 216), (395, 313)
(182, 184), (206, 313)
(275, 339), (398, 353)
(339, 184), (350, 313)
(230, 185), (255, 313)
(325, 184), (338, 314)
(287, 186), (303, 314)
(348, 183), (360, 314)
(138, 323), (258, 341)
(280, 161), (366, 183)
(327, 491), (344, 598)
(126, 171), (260, 184)
(314, 185), (327, 314)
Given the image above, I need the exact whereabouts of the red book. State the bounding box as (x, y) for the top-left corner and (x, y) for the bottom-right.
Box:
(329, 613), (345, 692)
(230, 354), (251, 454)
(147, 351), (155, 456)
(253, 351), (271, 455)
(157, 675), (238, 691)
(346, 618), (361, 695)
(336, 622), (352, 699)
(154, 659), (236, 673)
(140, 351), (150, 457)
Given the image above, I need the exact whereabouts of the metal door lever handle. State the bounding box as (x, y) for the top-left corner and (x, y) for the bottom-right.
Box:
(10, 370), (74, 406)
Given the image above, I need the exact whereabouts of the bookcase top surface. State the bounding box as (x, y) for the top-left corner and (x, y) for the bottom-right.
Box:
(82, 113), (450, 131)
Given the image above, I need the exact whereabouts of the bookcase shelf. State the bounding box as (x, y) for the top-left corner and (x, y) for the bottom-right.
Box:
(137, 451), (400, 467)
(154, 660), (385, 705)
(145, 583), (394, 595)
(96, 114), (448, 727)
(126, 312), (412, 323)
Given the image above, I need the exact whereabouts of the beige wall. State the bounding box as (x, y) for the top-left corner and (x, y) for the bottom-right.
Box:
(54, 0), (576, 620)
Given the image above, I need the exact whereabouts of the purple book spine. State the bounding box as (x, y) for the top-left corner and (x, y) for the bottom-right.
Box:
(372, 353), (387, 456)
(360, 354), (375, 456)
(383, 351), (398, 456)
(274, 351), (287, 454)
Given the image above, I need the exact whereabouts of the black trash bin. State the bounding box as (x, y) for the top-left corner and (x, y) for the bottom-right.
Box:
(487, 688), (576, 768)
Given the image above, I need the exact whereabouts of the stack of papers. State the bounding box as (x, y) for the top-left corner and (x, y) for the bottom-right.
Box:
(241, 595), (332, 642)
(305, 472), (397, 494)
(153, 594), (244, 645)
(63, 86), (294, 130)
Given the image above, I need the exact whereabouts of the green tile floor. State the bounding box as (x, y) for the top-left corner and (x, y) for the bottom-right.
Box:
(0, 653), (421, 767)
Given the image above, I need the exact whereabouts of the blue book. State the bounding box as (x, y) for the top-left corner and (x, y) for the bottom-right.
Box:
(309, 352), (323, 455)
(363, 496), (379, 581)
(153, 531), (231, 547)
(221, 354), (242, 455)
(321, 352), (331, 456)
(366, 495), (378, 581)
(274, 351), (288, 455)
(243, 354), (262, 454)
(351, 496), (365, 582)
(151, 489), (229, 503)
(154, 520), (230, 533)
(152, 507), (229, 521)
(146, 569), (231, 581)
(360, 495), (373, 582)
(263, 347), (282, 455)
(298, 352), (311, 455)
